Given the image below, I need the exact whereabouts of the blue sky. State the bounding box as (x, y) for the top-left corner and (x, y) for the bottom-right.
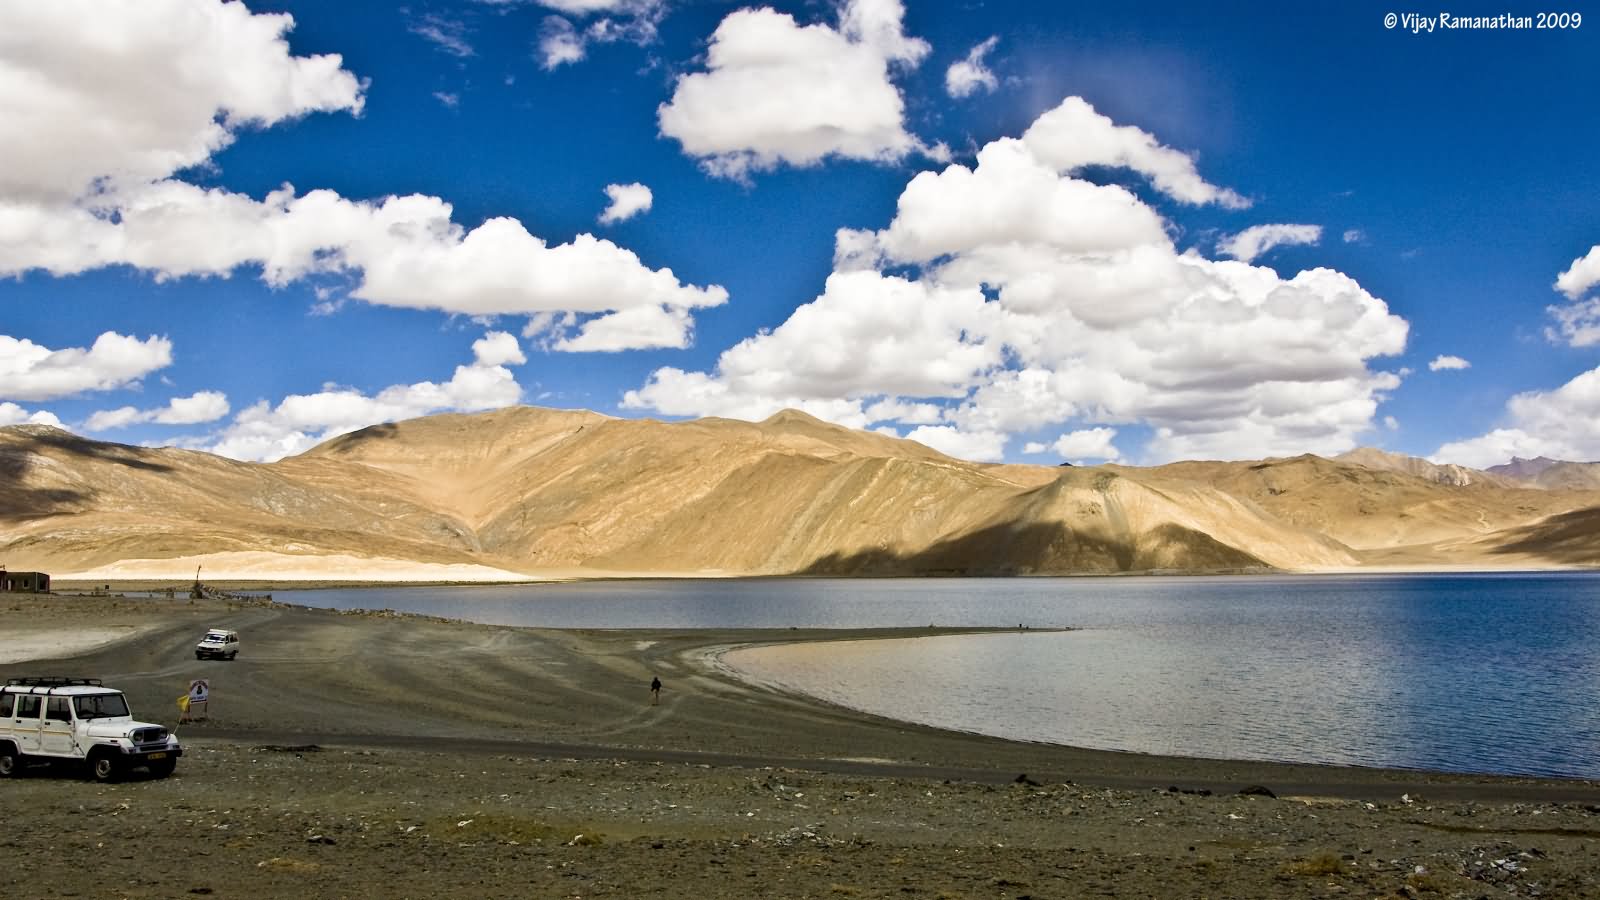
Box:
(2, 0), (1598, 467)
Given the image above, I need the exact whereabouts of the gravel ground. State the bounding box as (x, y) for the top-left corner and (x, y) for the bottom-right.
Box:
(4, 591), (1600, 898)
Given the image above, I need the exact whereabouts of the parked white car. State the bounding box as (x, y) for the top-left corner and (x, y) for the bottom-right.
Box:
(0, 677), (183, 781)
(195, 628), (240, 660)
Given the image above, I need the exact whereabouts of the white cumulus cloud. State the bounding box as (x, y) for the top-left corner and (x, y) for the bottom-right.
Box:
(1548, 246), (1600, 347)
(657, 0), (934, 180)
(945, 36), (999, 99)
(1433, 365), (1600, 467)
(0, 333), (173, 402)
(1021, 97), (1249, 209)
(1428, 355), (1470, 371)
(1555, 245), (1600, 300)
(0, 402), (62, 427)
(470, 331), (527, 367)
(1029, 427), (1122, 463)
(627, 96), (1408, 464)
(538, 16), (587, 68)
(1218, 224), (1323, 263)
(0, 0), (365, 203)
(903, 425), (1007, 462)
(0, 0), (724, 353)
(85, 390), (230, 431)
(0, 184), (728, 344)
(598, 182), (653, 224)
(201, 332), (527, 462)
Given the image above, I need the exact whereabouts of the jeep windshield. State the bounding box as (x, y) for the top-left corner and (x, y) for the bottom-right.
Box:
(74, 693), (130, 719)
(203, 632), (228, 642)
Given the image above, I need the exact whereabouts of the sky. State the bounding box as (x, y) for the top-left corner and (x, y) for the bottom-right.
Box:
(2, 0), (1598, 468)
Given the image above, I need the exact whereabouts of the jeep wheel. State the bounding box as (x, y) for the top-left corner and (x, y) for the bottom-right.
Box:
(228, 650), (237, 660)
(89, 753), (122, 783)
(0, 746), (20, 778)
(195, 651), (204, 660)
(147, 758), (177, 778)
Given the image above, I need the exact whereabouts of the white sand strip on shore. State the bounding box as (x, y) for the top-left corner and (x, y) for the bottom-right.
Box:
(60, 551), (540, 583)
(0, 625), (162, 665)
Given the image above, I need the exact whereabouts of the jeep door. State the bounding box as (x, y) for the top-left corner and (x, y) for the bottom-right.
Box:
(11, 694), (43, 753)
(42, 696), (75, 754)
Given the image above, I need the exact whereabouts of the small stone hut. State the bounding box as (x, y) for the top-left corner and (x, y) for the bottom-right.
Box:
(1, 570), (50, 592)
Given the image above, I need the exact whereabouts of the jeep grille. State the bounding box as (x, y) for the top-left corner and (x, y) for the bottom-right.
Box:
(133, 727), (168, 745)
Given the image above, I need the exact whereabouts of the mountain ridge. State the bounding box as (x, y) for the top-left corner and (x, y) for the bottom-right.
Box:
(3, 410), (1597, 579)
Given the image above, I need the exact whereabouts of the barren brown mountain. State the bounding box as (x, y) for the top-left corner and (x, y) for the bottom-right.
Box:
(1485, 455), (1600, 490)
(2, 407), (1597, 579)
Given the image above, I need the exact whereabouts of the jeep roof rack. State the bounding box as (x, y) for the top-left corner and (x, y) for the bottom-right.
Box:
(5, 676), (104, 687)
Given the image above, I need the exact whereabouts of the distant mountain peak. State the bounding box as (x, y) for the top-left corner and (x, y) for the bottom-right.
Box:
(1334, 447), (1484, 487)
(1486, 455), (1600, 490)
(1487, 456), (1565, 478)
(762, 408), (828, 427)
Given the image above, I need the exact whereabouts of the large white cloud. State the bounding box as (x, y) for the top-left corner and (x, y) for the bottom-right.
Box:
(857, 138), (1171, 269)
(0, 333), (173, 402)
(0, 0), (724, 352)
(626, 270), (1002, 413)
(1218, 224), (1322, 263)
(657, 0), (934, 179)
(628, 96), (1409, 463)
(86, 390), (230, 431)
(201, 332), (528, 462)
(0, 0), (364, 203)
(1433, 366), (1600, 467)
(0, 183), (727, 329)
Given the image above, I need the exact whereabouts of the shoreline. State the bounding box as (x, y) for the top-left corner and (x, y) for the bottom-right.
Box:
(45, 562), (1600, 594)
(15, 584), (1600, 788)
(2, 592), (1596, 797)
(6, 593), (1600, 897)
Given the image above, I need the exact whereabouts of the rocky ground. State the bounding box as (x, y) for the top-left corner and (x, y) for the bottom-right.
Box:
(3, 590), (1600, 898)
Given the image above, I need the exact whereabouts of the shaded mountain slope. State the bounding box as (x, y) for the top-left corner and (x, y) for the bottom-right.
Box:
(1131, 454), (1597, 553)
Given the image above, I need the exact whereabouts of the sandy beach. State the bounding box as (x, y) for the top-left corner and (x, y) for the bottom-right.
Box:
(4, 590), (1600, 898)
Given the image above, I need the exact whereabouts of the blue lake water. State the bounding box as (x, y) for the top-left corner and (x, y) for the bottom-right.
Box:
(284, 573), (1600, 779)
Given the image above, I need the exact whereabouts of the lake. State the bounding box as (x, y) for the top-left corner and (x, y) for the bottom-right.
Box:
(285, 573), (1600, 779)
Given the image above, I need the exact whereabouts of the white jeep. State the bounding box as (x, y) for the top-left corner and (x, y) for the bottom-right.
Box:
(195, 628), (239, 660)
(0, 677), (183, 781)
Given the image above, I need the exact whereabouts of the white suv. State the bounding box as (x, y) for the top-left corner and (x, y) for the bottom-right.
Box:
(0, 677), (183, 781)
(195, 629), (239, 660)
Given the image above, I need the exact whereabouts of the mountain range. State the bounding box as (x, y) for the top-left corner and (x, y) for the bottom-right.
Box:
(2, 407), (1597, 580)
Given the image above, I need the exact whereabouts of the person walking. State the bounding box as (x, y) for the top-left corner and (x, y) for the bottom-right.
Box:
(650, 675), (662, 706)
